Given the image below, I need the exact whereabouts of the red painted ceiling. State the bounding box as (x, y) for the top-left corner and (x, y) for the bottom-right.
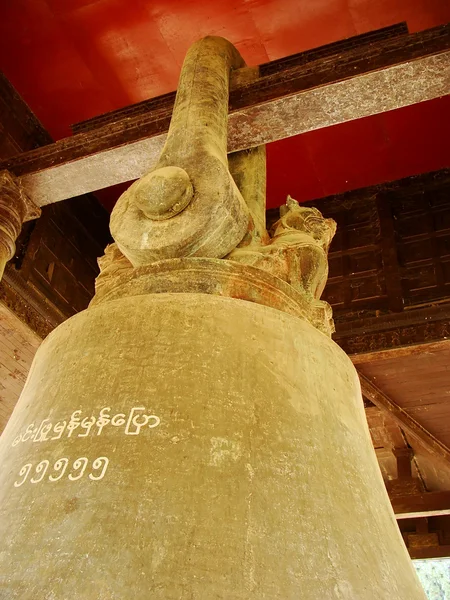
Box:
(1, 0), (449, 209)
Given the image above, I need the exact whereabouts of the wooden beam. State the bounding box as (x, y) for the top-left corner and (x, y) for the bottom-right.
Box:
(73, 23), (410, 133)
(337, 303), (450, 359)
(0, 72), (53, 157)
(0, 25), (448, 207)
(351, 339), (450, 365)
(407, 544), (450, 560)
(392, 491), (450, 519)
(359, 373), (450, 465)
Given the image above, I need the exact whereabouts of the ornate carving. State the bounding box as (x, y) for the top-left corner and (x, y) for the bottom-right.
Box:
(95, 243), (133, 298)
(0, 170), (41, 279)
(228, 196), (336, 300)
(91, 256), (334, 336)
(104, 37), (336, 334)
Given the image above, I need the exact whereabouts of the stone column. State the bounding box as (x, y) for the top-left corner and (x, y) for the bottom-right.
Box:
(0, 37), (426, 599)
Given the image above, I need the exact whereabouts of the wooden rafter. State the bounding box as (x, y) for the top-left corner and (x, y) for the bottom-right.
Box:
(337, 305), (450, 359)
(0, 24), (448, 207)
(391, 490), (450, 519)
(408, 544), (450, 560)
(351, 339), (450, 365)
(359, 372), (450, 466)
(72, 23), (410, 133)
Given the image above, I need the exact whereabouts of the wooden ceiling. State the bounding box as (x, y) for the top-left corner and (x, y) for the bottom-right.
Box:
(361, 348), (450, 452)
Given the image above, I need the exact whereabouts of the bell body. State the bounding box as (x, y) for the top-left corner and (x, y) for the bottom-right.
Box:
(0, 290), (425, 598)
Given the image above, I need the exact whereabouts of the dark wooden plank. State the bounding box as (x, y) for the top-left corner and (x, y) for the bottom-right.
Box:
(0, 267), (62, 337)
(284, 169), (450, 358)
(0, 74), (111, 335)
(392, 491), (450, 519)
(0, 123), (21, 158)
(408, 544), (450, 560)
(311, 169), (450, 320)
(0, 72), (53, 152)
(259, 23), (409, 76)
(376, 195), (404, 312)
(230, 25), (449, 111)
(336, 303), (450, 356)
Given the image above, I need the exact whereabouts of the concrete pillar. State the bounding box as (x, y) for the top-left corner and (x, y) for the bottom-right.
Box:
(0, 36), (426, 599)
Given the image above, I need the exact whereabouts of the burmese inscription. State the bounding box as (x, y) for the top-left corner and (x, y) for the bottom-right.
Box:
(14, 456), (109, 487)
(12, 406), (161, 447)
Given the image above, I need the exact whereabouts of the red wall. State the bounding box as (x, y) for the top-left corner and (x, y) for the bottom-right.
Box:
(1, 0), (449, 208)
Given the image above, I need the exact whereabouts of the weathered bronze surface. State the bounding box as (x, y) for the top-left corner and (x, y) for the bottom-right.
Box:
(110, 37), (250, 265)
(0, 293), (426, 599)
(0, 36), (427, 599)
